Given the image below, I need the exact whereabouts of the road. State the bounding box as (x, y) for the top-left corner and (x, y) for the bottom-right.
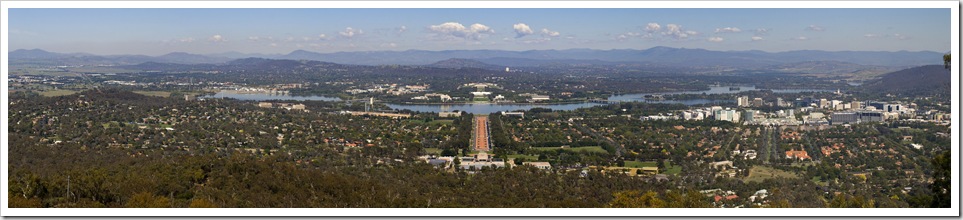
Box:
(473, 116), (491, 152)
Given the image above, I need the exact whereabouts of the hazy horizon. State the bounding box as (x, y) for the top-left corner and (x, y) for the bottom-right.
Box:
(8, 46), (949, 57)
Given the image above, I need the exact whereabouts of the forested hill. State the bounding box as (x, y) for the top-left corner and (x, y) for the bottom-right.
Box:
(861, 65), (950, 98)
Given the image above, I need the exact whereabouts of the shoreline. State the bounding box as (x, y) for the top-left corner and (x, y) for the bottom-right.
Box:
(391, 100), (594, 105)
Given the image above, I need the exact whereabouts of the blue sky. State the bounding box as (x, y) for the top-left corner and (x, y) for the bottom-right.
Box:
(8, 8), (951, 55)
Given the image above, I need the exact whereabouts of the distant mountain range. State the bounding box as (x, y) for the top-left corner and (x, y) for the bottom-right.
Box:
(10, 47), (944, 68)
(8, 49), (233, 65)
(274, 47), (942, 67)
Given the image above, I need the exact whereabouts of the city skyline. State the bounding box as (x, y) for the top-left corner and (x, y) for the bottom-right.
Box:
(8, 8), (951, 56)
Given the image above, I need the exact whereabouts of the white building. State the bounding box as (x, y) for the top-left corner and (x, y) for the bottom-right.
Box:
(439, 111), (463, 118)
(523, 162), (552, 169)
(714, 109), (740, 123)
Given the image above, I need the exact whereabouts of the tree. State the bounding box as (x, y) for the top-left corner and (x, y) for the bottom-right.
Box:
(126, 192), (171, 208)
(453, 157), (461, 171)
(930, 150), (951, 208)
(608, 190), (666, 208)
(189, 198), (218, 208)
(943, 53), (951, 69)
(828, 194), (874, 208)
(767, 199), (792, 208)
(441, 148), (457, 157)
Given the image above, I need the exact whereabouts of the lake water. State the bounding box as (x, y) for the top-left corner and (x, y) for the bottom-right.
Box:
(385, 103), (604, 114)
(201, 90), (342, 102)
(608, 86), (834, 102)
(202, 86), (832, 114)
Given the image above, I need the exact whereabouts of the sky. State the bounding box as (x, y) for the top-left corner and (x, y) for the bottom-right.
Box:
(7, 8), (951, 56)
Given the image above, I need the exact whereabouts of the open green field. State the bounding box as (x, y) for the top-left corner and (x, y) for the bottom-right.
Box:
(423, 148), (442, 155)
(665, 164), (682, 175)
(811, 176), (828, 186)
(744, 166), (800, 183)
(133, 91), (172, 97)
(39, 89), (79, 97)
(534, 146), (607, 154)
(624, 161), (657, 168)
(507, 154), (539, 161)
(9, 68), (76, 77)
(67, 66), (132, 74)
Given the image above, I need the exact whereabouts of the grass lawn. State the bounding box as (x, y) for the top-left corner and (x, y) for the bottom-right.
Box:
(624, 161), (658, 168)
(744, 166), (800, 183)
(67, 66), (131, 74)
(534, 146), (607, 154)
(473, 97), (491, 102)
(39, 89), (78, 97)
(811, 176), (828, 186)
(133, 91), (172, 97)
(423, 148), (442, 155)
(664, 164), (682, 175)
(507, 154), (539, 161)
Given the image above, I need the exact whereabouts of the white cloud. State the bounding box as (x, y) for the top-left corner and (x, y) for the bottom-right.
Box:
(269, 43), (278, 47)
(793, 36), (808, 41)
(398, 25), (407, 33)
(665, 24), (681, 34)
(645, 23), (661, 32)
(617, 32), (641, 41)
(540, 28), (560, 37)
(892, 33), (909, 40)
(863, 34), (879, 38)
(707, 37), (724, 42)
(428, 22), (494, 40)
(380, 42), (398, 48)
(470, 24), (492, 33)
(754, 28), (770, 35)
(751, 36), (764, 41)
(339, 27), (363, 38)
(513, 23), (534, 38)
(662, 24), (695, 39)
(247, 36), (260, 41)
(209, 35), (225, 42)
(179, 37), (196, 43)
(806, 25), (825, 32)
(714, 27), (741, 33)
(318, 34), (329, 40)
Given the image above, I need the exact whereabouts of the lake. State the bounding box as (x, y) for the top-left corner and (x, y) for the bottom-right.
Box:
(202, 86), (833, 114)
(608, 86), (835, 102)
(201, 90), (342, 102)
(385, 103), (604, 114)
